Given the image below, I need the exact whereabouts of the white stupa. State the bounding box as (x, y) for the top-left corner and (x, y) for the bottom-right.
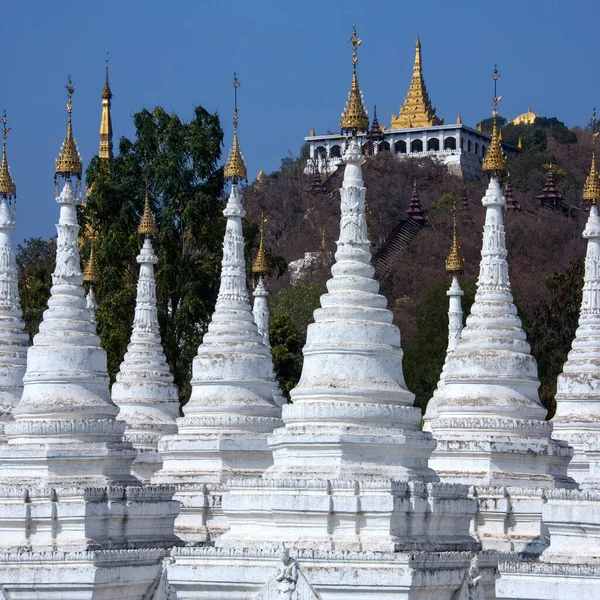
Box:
(111, 194), (179, 482)
(155, 76), (282, 543)
(0, 79), (178, 599)
(0, 112), (28, 442)
(552, 133), (600, 483)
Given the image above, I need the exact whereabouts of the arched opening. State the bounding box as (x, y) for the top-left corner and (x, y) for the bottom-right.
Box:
(378, 141), (390, 152)
(411, 139), (423, 153)
(315, 146), (327, 159)
(475, 142), (479, 155)
(467, 140), (472, 152)
(395, 140), (407, 154)
(427, 138), (440, 151)
(444, 137), (457, 150)
(330, 145), (341, 158)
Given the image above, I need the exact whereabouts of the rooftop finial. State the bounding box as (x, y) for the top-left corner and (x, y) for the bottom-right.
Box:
(139, 181), (158, 236)
(102, 49), (112, 100)
(55, 76), (83, 183)
(482, 64), (507, 177)
(0, 110), (16, 198)
(99, 52), (114, 161)
(252, 212), (268, 275)
(583, 108), (600, 204)
(446, 200), (465, 276)
(340, 26), (369, 136)
(224, 72), (247, 182)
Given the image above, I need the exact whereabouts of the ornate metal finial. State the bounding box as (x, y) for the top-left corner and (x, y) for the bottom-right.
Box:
(83, 243), (101, 284)
(252, 212), (268, 274)
(102, 50), (112, 100)
(55, 76), (83, 182)
(482, 65), (507, 177)
(456, 113), (462, 125)
(340, 26), (369, 136)
(0, 110), (16, 198)
(583, 108), (600, 204)
(139, 182), (158, 236)
(224, 72), (247, 182)
(309, 125), (316, 137)
(446, 200), (465, 276)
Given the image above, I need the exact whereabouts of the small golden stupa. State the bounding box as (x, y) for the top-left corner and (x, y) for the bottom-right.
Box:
(340, 27), (369, 136)
(223, 73), (247, 182)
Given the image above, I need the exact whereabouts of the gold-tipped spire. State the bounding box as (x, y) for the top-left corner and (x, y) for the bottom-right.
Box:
(99, 50), (113, 161)
(224, 73), (247, 182)
(83, 243), (101, 284)
(583, 108), (600, 204)
(391, 35), (441, 129)
(0, 111), (16, 198)
(482, 65), (507, 177)
(477, 122), (483, 132)
(252, 212), (268, 274)
(139, 185), (158, 236)
(456, 113), (462, 125)
(445, 201), (464, 276)
(256, 170), (265, 182)
(55, 76), (83, 181)
(340, 26), (369, 136)
(517, 136), (523, 149)
(309, 125), (316, 137)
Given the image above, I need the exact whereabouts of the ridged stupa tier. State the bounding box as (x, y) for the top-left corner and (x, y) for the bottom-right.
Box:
(0, 115), (29, 441)
(111, 233), (179, 482)
(428, 175), (573, 488)
(155, 180), (282, 542)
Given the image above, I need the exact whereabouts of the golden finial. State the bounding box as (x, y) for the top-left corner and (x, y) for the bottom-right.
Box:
(456, 113), (462, 125)
(252, 212), (268, 274)
(445, 201), (464, 276)
(309, 125), (316, 137)
(477, 122), (482, 132)
(101, 50), (112, 100)
(340, 26), (369, 136)
(517, 136), (523, 149)
(583, 108), (600, 204)
(224, 73), (247, 182)
(83, 243), (101, 284)
(138, 184), (158, 236)
(499, 129), (503, 141)
(482, 65), (508, 177)
(99, 50), (114, 162)
(55, 76), (83, 181)
(320, 226), (326, 252)
(0, 111), (16, 198)
(256, 170), (265, 183)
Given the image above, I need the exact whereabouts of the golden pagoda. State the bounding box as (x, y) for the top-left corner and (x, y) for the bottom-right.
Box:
(445, 202), (464, 276)
(223, 73), (247, 182)
(583, 110), (600, 204)
(55, 76), (83, 182)
(391, 36), (442, 130)
(512, 108), (537, 126)
(340, 26), (369, 136)
(252, 213), (268, 275)
(99, 51), (113, 161)
(139, 187), (158, 236)
(83, 244), (101, 284)
(0, 111), (16, 199)
(482, 67), (507, 177)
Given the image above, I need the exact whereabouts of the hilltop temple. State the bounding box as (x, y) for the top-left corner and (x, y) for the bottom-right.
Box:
(0, 27), (599, 600)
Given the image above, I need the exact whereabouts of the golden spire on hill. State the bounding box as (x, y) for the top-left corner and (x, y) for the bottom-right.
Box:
(84, 243), (101, 284)
(0, 111), (16, 199)
(224, 73), (247, 182)
(139, 184), (158, 236)
(252, 212), (268, 275)
(391, 35), (441, 129)
(517, 136), (523, 149)
(482, 65), (507, 177)
(445, 201), (464, 276)
(99, 50), (113, 161)
(583, 108), (600, 204)
(340, 26), (369, 136)
(55, 76), (83, 182)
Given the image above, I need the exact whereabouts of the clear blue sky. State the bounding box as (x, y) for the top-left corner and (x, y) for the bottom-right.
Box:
(4, 0), (599, 242)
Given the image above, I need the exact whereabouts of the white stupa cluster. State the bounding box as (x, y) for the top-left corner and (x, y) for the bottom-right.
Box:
(0, 36), (599, 600)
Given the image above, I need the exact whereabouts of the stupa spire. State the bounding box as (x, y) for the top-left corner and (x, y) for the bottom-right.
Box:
(251, 212), (269, 346)
(340, 26), (369, 136)
(481, 66), (507, 177)
(54, 76), (82, 187)
(406, 179), (425, 223)
(83, 243), (100, 325)
(504, 172), (521, 211)
(0, 113), (28, 442)
(583, 109), (600, 204)
(223, 73), (247, 182)
(391, 35), (441, 129)
(99, 50), (113, 161)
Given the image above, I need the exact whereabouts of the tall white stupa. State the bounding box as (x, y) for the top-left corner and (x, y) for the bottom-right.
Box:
(0, 78), (178, 599)
(0, 111), (28, 442)
(154, 74), (283, 543)
(111, 192), (179, 482)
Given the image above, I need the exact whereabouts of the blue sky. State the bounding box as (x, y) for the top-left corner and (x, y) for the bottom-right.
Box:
(4, 0), (599, 242)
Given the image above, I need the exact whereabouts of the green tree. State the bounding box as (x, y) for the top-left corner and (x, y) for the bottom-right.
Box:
(16, 236), (56, 342)
(83, 106), (225, 403)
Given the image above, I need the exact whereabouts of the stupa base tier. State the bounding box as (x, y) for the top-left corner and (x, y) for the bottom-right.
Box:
(548, 428), (599, 484)
(0, 548), (169, 600)
(0, 440), (139, 487)
(217, 479), (479, 553)
(0, 484), (180, 553)
(266, 426), (438, 482)
(428, 434), (575, 489)
(154, 430), (274, 486)
(169, 547), (499, 600)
